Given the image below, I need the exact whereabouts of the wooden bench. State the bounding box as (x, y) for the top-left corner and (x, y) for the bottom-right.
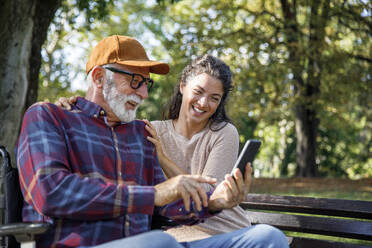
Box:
(240, 194), (372, 248)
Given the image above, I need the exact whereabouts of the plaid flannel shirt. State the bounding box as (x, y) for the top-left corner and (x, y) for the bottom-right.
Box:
(16, 97), (214, 248)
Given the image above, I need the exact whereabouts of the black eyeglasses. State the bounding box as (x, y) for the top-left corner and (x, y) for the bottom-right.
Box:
(103, 66), (154, 91)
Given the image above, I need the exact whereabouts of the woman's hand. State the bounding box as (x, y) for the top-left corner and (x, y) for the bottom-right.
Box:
(55, 96), (79, 110)
(143, 120), (167, 162)
(208, 163), (252, 212)
(143, 119), (186, 178)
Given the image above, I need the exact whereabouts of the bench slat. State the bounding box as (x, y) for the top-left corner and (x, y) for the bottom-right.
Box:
(246, 211), (372, 241)
(242, 194), (372, 219)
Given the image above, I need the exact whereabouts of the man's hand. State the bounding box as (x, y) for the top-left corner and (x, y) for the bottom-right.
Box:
(208, 163), (252, 212)
(55, 96), (78, 110)
(154, 175), (217, 212)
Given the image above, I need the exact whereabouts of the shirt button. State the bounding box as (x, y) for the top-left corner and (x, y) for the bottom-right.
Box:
(100, 110), (105, 115)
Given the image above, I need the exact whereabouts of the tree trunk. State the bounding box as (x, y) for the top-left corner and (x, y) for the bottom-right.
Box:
(295, 0), (329, 177)
(280, 0), (328, 177)
(295, 104), (319, 176)
(0, 0), (61, 161)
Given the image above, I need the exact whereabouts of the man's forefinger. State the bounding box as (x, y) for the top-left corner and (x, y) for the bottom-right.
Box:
(193, 175), (217, 185)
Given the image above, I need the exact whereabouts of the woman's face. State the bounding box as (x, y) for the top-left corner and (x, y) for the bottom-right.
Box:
(179, 73), (224, 126)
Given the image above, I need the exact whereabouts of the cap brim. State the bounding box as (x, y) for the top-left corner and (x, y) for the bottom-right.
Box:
(116, 60), (169, 75)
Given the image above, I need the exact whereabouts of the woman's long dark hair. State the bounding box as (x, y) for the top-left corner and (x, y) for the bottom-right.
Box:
(166, 54), (233, 131)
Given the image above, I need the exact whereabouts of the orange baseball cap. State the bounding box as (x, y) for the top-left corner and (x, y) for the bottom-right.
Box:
(86, 35), (169, 75)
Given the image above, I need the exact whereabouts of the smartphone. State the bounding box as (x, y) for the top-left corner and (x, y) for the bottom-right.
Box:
(231, 139), (261, 178)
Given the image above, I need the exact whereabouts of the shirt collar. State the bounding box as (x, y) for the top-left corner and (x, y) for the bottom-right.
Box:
(75, 97), (106, 118)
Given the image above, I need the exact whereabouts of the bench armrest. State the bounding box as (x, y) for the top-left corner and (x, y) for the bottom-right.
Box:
(0, 222), (51, 243)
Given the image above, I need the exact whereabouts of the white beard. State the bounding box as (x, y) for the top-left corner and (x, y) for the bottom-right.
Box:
(103, 78), (143, 123)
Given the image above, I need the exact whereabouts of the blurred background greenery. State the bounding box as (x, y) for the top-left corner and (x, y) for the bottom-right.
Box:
(37, 0), (371, 179)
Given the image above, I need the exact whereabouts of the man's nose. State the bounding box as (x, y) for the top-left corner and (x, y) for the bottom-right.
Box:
(136, 83), (148, 99)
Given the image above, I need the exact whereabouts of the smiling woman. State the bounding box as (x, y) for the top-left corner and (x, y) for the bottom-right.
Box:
(145, 55), (253, 242)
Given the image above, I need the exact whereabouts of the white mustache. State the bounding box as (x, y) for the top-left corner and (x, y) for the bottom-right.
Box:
(125, 94), (143, 106)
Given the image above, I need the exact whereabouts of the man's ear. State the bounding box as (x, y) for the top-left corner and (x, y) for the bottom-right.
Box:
(179, 82), (184, 95)
(91, 66), (105, 89)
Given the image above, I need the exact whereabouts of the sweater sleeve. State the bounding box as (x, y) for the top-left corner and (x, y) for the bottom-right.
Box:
(201, 123), (240, 190)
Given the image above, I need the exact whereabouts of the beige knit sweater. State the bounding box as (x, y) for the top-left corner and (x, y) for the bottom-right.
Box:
(151, 120), (252, 242)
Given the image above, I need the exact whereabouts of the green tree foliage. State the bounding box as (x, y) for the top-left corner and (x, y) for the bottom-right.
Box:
(39, 0), (176, 119)
(38, 0), (164, 103)
(38, 0), (118, 103)
(40, 0), (371, 178)
(140, 0), (371, 178)
(1, 0), (117, 162)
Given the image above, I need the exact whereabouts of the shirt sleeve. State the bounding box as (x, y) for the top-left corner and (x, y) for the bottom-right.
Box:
(16, 103), (155, 221)
(151, 139), (219, 225)
(155, 192), (218, 226)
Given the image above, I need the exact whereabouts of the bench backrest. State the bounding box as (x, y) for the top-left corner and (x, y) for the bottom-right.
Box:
(241, 194), (372, 248)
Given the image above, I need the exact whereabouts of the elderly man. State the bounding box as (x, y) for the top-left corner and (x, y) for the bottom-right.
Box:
(16, 35), (287, 248)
